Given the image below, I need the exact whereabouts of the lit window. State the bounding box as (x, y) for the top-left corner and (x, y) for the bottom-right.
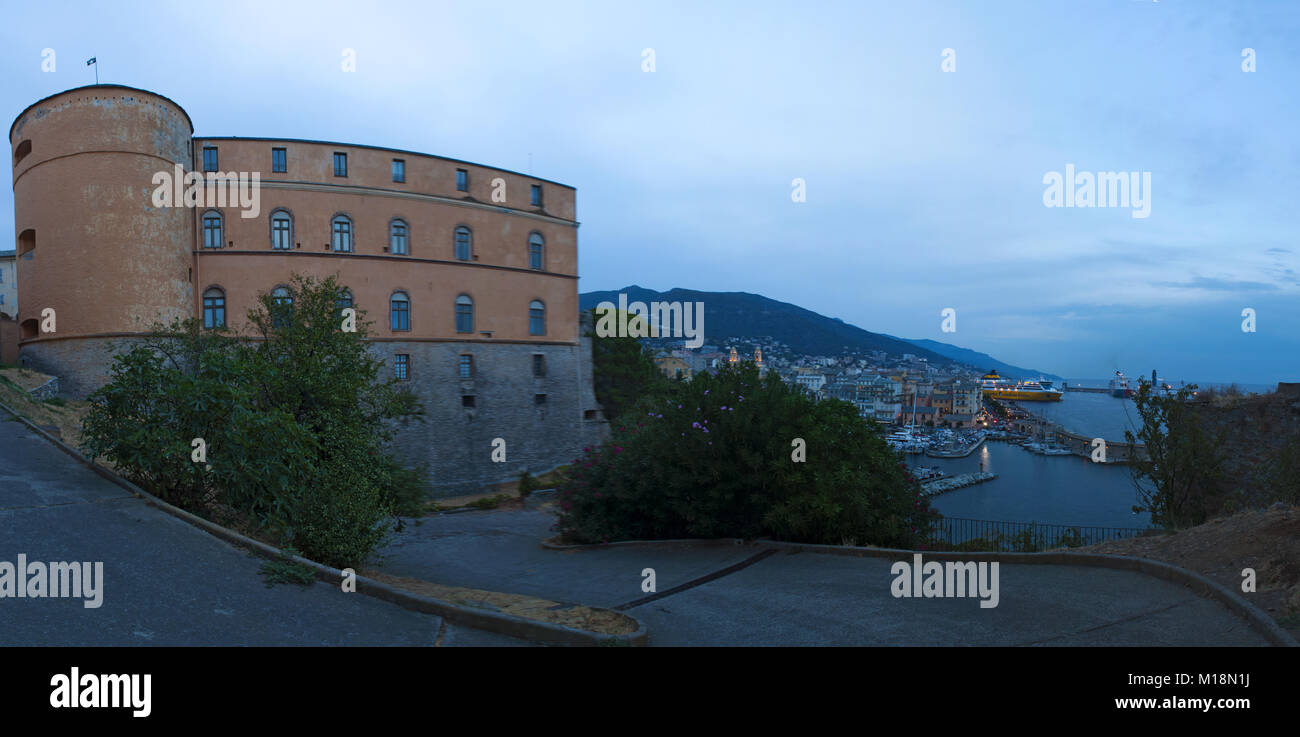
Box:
(391, 291), (410, 331)
(529, 300), (545, 336)
(202, 211), (223, 249)
(331, 215), (353, 252)
(203, 288), (226, 329)
(271, 211), (292, 250)
(390, 219), (408, 255)
(455, 295), (474, 333)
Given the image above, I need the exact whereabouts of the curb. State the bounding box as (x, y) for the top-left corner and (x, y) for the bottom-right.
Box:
(0, 398), (648, 647)
(543, 535), (1298, 647)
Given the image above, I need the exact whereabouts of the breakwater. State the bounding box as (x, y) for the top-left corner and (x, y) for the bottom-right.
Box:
(921, 471), (996, 497)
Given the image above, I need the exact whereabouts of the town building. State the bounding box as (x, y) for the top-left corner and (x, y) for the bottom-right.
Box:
(9, 84), (605, 494)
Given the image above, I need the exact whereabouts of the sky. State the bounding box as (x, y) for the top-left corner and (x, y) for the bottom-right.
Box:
(2, 0), (1297, 384)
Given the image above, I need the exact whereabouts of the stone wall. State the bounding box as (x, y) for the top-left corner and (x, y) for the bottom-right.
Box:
(19, 336), (131, 398)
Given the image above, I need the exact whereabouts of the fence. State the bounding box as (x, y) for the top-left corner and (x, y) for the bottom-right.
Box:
(928, 516), (1153, 552)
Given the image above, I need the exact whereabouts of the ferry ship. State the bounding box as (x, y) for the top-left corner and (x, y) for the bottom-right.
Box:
(1109, 370), (1134, 398)
(979, 370), (1064, 402)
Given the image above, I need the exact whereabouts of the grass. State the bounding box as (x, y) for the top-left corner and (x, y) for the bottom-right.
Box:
(257, 553), (317, 588)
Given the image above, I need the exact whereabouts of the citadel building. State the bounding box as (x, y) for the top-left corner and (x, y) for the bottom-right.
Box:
(9, 84), (605, 494)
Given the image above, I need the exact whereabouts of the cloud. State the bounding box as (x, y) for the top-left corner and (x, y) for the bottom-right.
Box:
(1150, 276), (1279, 292)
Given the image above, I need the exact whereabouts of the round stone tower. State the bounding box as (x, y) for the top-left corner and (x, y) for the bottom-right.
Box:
(9, 85), (194, 396)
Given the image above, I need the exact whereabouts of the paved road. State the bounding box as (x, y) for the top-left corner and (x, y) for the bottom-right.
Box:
(379, 502), (1273, 646)
(0, 412), (526, 646)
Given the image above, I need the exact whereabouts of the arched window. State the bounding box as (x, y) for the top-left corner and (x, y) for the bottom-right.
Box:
(270, 210), (293, 250)
(528, 232), (544, 270)
(203, 288), (226, 328)
(455, 295), (474, 334)
(13, 140), (31, 166)
(337, 289), (354, 310)
(202, 211), (224, 249)
(454, 226), (472, 261)
(331, 215), (353, 252)
(17, 229), (35, 258)
(391, 291), (410, 331)
(390, 219), (409, 255)
(529, 300), (546, 336)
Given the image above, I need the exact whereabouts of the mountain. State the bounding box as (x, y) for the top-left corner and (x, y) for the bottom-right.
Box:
(578, 286), (1057, 378)
(888, 338), (1061, 380)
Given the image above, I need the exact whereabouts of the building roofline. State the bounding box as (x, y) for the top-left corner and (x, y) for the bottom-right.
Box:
(195, 136), (576, 190)
(10, 84), (194, 141)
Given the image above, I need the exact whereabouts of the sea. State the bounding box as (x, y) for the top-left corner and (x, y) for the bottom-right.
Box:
(926, 377), (1277, 529)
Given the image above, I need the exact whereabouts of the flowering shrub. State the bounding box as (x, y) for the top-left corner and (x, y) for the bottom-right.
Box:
(555, 364), (937, 547)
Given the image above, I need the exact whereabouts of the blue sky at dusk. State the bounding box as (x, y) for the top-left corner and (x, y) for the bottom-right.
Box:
(2, 0), (1297, 383)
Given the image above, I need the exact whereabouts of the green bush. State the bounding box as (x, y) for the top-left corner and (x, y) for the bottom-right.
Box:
(81, 274), (424, 568)
(555, 364), (936, 547)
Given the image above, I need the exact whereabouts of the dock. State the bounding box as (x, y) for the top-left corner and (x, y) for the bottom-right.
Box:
(921, 471), (996, 497)
(925, 434), (987, 458)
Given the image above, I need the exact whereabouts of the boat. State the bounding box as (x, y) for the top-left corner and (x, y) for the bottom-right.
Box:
(1109, 370), (1134, 398)
(979, 370), (1064, 402)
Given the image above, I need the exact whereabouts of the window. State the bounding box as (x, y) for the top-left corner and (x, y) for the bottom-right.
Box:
(530, 184), (542, 206)
(528, 232), (544, 270)
(455, 295), (474, 333)
(454, 226), (471, 261)
(395, 354), (410, 381)
(270, 211), (292, 250)
(462, 395), (476, 408)
(390, 291), (410, 331)
(331, 215), (353, 252)
(389, 219), (408, 255)
(459, 354), (474, 379)
(271, 286), (293, 329)
(532, 354), (546, 377)
(203, 288), (226, 329)
(13, 140), (31, 166)
(333, 152), (348, 177)
(337, 289), (354, 310)
(17, 229), (35, 258)
(202, 211), (224, 249)
(392, 159), (405, 183)
(529, 300), (546, 336)
(203, 146), (218, 172)
(534, 394), (548, 406)
(456, 168), (468, 192)
(271, 147), (286, 173)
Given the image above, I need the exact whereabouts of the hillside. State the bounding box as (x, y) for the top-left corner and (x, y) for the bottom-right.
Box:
(579, 286), (1054, 377)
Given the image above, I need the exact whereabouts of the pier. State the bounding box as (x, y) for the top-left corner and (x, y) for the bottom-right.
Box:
(921, 471), (997, 497)
(1004, 413), (1145, 463)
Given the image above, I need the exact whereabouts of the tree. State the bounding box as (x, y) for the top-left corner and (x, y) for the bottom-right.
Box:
(1124, 378), (1230, 528)
(587, 308), (670, 422)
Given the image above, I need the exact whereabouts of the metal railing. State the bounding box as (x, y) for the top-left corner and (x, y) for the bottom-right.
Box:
(927, 516), (1153, 552)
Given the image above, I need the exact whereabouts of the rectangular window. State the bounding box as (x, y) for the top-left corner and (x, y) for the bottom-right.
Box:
(530, 184), (542, 206)
(203, 147), (218, 172)
(395, 354), (410, 381)
(532, 354), (545, 377)
(534, 393), (547, 406)
(203, 296), (226, 329)
(456, 169), (468, 192)
(462, 395), (476, 408)
(202, 215), (223, 249)
(459, 354), (473, 379)
(334, 152), (348, 177)
(271, 147), (286, 173)
(392, 159), (405, 183)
